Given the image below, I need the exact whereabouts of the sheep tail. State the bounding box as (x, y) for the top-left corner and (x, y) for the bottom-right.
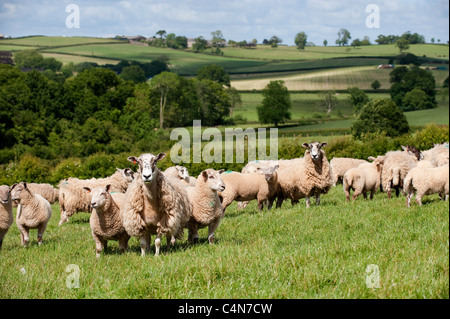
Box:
(392, 167), (401, 186)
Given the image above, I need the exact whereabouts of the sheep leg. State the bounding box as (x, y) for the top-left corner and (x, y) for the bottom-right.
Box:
(155, 236), (161, 256)
(406, 191), (414, 208)
(140, 234), (151, 257)
(305, 196), (311, 208)
(415, 193), (423, 206)
(17, 224), (29, 247)
(118, 234), (130, 253)
(276, 196), (285, 209)
(208, 218), (221, 245)
(188, 223), (199, 244)
(362, 192), (367, 200)
(37, 222), (48, 246)
(315, 195), (320, 205)
(370, 189), (375, 200)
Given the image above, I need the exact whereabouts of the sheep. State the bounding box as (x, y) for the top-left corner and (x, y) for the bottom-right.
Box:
(329, 157), (369, 186)
(422, 143), (449, 167)
(58, 168), (135, 226)
(381, 145), (422, 198)
(164, 165), (196, 186)
(10, 182), (52, 247)
(25, 183), (59, 204)
(121, 153), (192, 257)
(275, 142), (332, 208)
(404, 164), (449, 207)
(82, 184), (130, 258)
(0, 185), (13, 249)
(218, 165), (280, 213)
(185, 169), (226, 244)
(343, 156), (385, 202)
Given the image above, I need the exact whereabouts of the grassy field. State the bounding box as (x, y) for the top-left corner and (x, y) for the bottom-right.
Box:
(0, 186), (447, 299)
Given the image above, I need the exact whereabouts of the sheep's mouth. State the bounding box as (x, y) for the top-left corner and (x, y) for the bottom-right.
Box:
(218, 186), (225, 192)
(1, 199), (8, 204)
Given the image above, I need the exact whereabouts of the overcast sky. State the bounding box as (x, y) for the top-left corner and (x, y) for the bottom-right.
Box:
(0, 0), (449, 45)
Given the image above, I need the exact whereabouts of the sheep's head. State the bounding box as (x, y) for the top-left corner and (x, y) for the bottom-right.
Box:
(257, 165), (279, 182)
(128, 153), (166, 184)
(83, 185), (111, 209)
(118, 167), (135, 183)
(368, 156), (385, 172)
(175, 165), (190, 181)
(201, 169), (225, 192)
(0, 185), (11, 204)
(303, 142), (327, 161)
(9, 182), (29, 202)
(401, 145), (424, 161)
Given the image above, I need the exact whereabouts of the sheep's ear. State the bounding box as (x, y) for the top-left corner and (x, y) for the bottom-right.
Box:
(273, 164), (279, 171)
(127, 156), (139, 165)
(302, 143), (310, 149)
(155, 153), (166, 162)
(202, 171), (208, 181)
(83, 187), (91, 193)
(105, 184), (111, 193)
(256, 167), (264, 174)
(9, 184), (17, 192)
(401, 145), (408, 151)
(218, 169), (225, 174)
(368, 156), (376, 161)
(22, 182), (28, 190)
(123, 168), (134, 179)
(320, 142), (328, 148)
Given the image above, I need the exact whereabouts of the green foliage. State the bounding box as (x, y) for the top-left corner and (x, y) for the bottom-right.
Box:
(347, 87), (369, 115)
(13, 50), (62, 71)
(402, 88), (435, 111)
(395, 53), (420, 66)
(444, 76), (449, 88)
(396, 38), (410, 52)
(371, 80), (381, 90)
(192, 36), (208, 53)
(196, 64), (230, 87)
(119, 65), (146, 83)
(9, 154), (51, 184)
(295, 32), (307, 50)
(257, 80), (291, 127)
(351, 99), (410, 139)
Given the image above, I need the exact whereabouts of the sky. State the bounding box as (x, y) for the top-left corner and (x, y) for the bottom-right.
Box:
(0, 0), (449, 45)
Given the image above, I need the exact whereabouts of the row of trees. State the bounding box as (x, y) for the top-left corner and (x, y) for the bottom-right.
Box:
(0, 59), (239, 164)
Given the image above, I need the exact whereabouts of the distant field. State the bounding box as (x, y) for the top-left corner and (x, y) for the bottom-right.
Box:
(0, 44), (39, 51)
(41, 52), (120, 65)
(0, 36), (125, 47)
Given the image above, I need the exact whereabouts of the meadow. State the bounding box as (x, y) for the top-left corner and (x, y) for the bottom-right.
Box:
(0, 185), (447, 299)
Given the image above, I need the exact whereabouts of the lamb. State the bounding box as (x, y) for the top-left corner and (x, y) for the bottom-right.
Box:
(164, 165), (196, 186)
(121, 153), (192, 257)
(10, 182), (52, 247)
(330, 157), (369, 186)
(275, 142), (332, 208)
(0, 185), (13, 249)
(82, 184), (130, 257)
(343, 156), (385, 202)
(25, 183), (59, 204)
(185, 169), (226, 244)
(218, 165), (279, 212)
(58, 168), (135, 226)
(404, 164), (449, 207)
(381, 145), (422, 198)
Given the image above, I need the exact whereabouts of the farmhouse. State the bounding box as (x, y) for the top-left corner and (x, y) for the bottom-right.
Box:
(377, 64), (394, 69)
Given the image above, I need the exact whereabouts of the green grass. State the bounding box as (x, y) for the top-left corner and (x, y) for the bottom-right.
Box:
(0, 36), (126, 47)
(0, 186), (447, 299)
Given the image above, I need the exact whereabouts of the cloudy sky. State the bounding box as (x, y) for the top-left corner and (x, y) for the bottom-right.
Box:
(0, 0), (448, 45)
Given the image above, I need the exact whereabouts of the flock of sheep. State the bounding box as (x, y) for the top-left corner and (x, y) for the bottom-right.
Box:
(0, 141), (448, 257)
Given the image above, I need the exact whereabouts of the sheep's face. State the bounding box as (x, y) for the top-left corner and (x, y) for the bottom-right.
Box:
(0, 185), (10, 204)
(120, 168), (135, 183)
(368, 156), (385, 173)
(401, 145), (424, 161)
(9, 182), (28, 202)
(303, 142), (327, 161)
(202, 169), (226, 192)
(257, 165), (279, 182)
(128, 153), (166, 184)
(176, 166), (190, 181)
(83, 185), (111, 209)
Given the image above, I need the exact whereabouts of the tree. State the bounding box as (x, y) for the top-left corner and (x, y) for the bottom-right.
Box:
(226, 87), (242, 118)
(402, 88), (435, 111)
(156, 30), (167, 39)
(351, 99), (410, 139)
(295, 32), (308, 50)
(336, 28), (351, 46)
(431, 37), (435, 44)
(396, 38), (410, 53)
(149, 72), (180, 129)
(196, 64), (230, 87)
(444, 76), (449, 88)
(211, 30), (225, 55)
(192, 36), (208, 53)
(268, 35), (282, 48)
(257, 80), (291, 127)
(323, 39), (328, 47)
(119, 65), (146, 83)
(371, 80), (381, 90)
(348, 87), (369, 114)
(320, 90), (338, 113)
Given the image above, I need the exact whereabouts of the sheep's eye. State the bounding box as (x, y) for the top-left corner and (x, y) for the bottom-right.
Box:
(209, 175), (214, 179)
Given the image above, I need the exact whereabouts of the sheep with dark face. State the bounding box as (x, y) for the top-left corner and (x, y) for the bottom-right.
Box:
(275, 142), (332, 208)
(121, 153), (192, 256)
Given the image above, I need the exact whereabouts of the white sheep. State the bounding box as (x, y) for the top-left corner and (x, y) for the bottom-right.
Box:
(58, 168), (135, 226)
(25, 183), (59, 204)
(219, 165), (279, 212)
(343, 156), (385, 201)
(404, 164), (449, 207)
(10, 182), (52, 247)
(381, 145), (422, 198)
(164, 165), (196, 186)
(121, 153), (192, 257)
(185, 169), (225, 244)
(82, 184), (130, 257)
(330, 157), (369, 186)
(275, 142), (332, 208)
(422, 143), (449, 167)
(0, 185), (13, 249)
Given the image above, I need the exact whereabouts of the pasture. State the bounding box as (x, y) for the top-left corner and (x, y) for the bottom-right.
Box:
(0, 186), (447, 299)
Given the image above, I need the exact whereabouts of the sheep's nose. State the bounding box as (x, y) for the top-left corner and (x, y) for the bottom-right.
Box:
(143, 174), (151, 180)
(219, 185), (225, 191)
(91, 202), (96, 207)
